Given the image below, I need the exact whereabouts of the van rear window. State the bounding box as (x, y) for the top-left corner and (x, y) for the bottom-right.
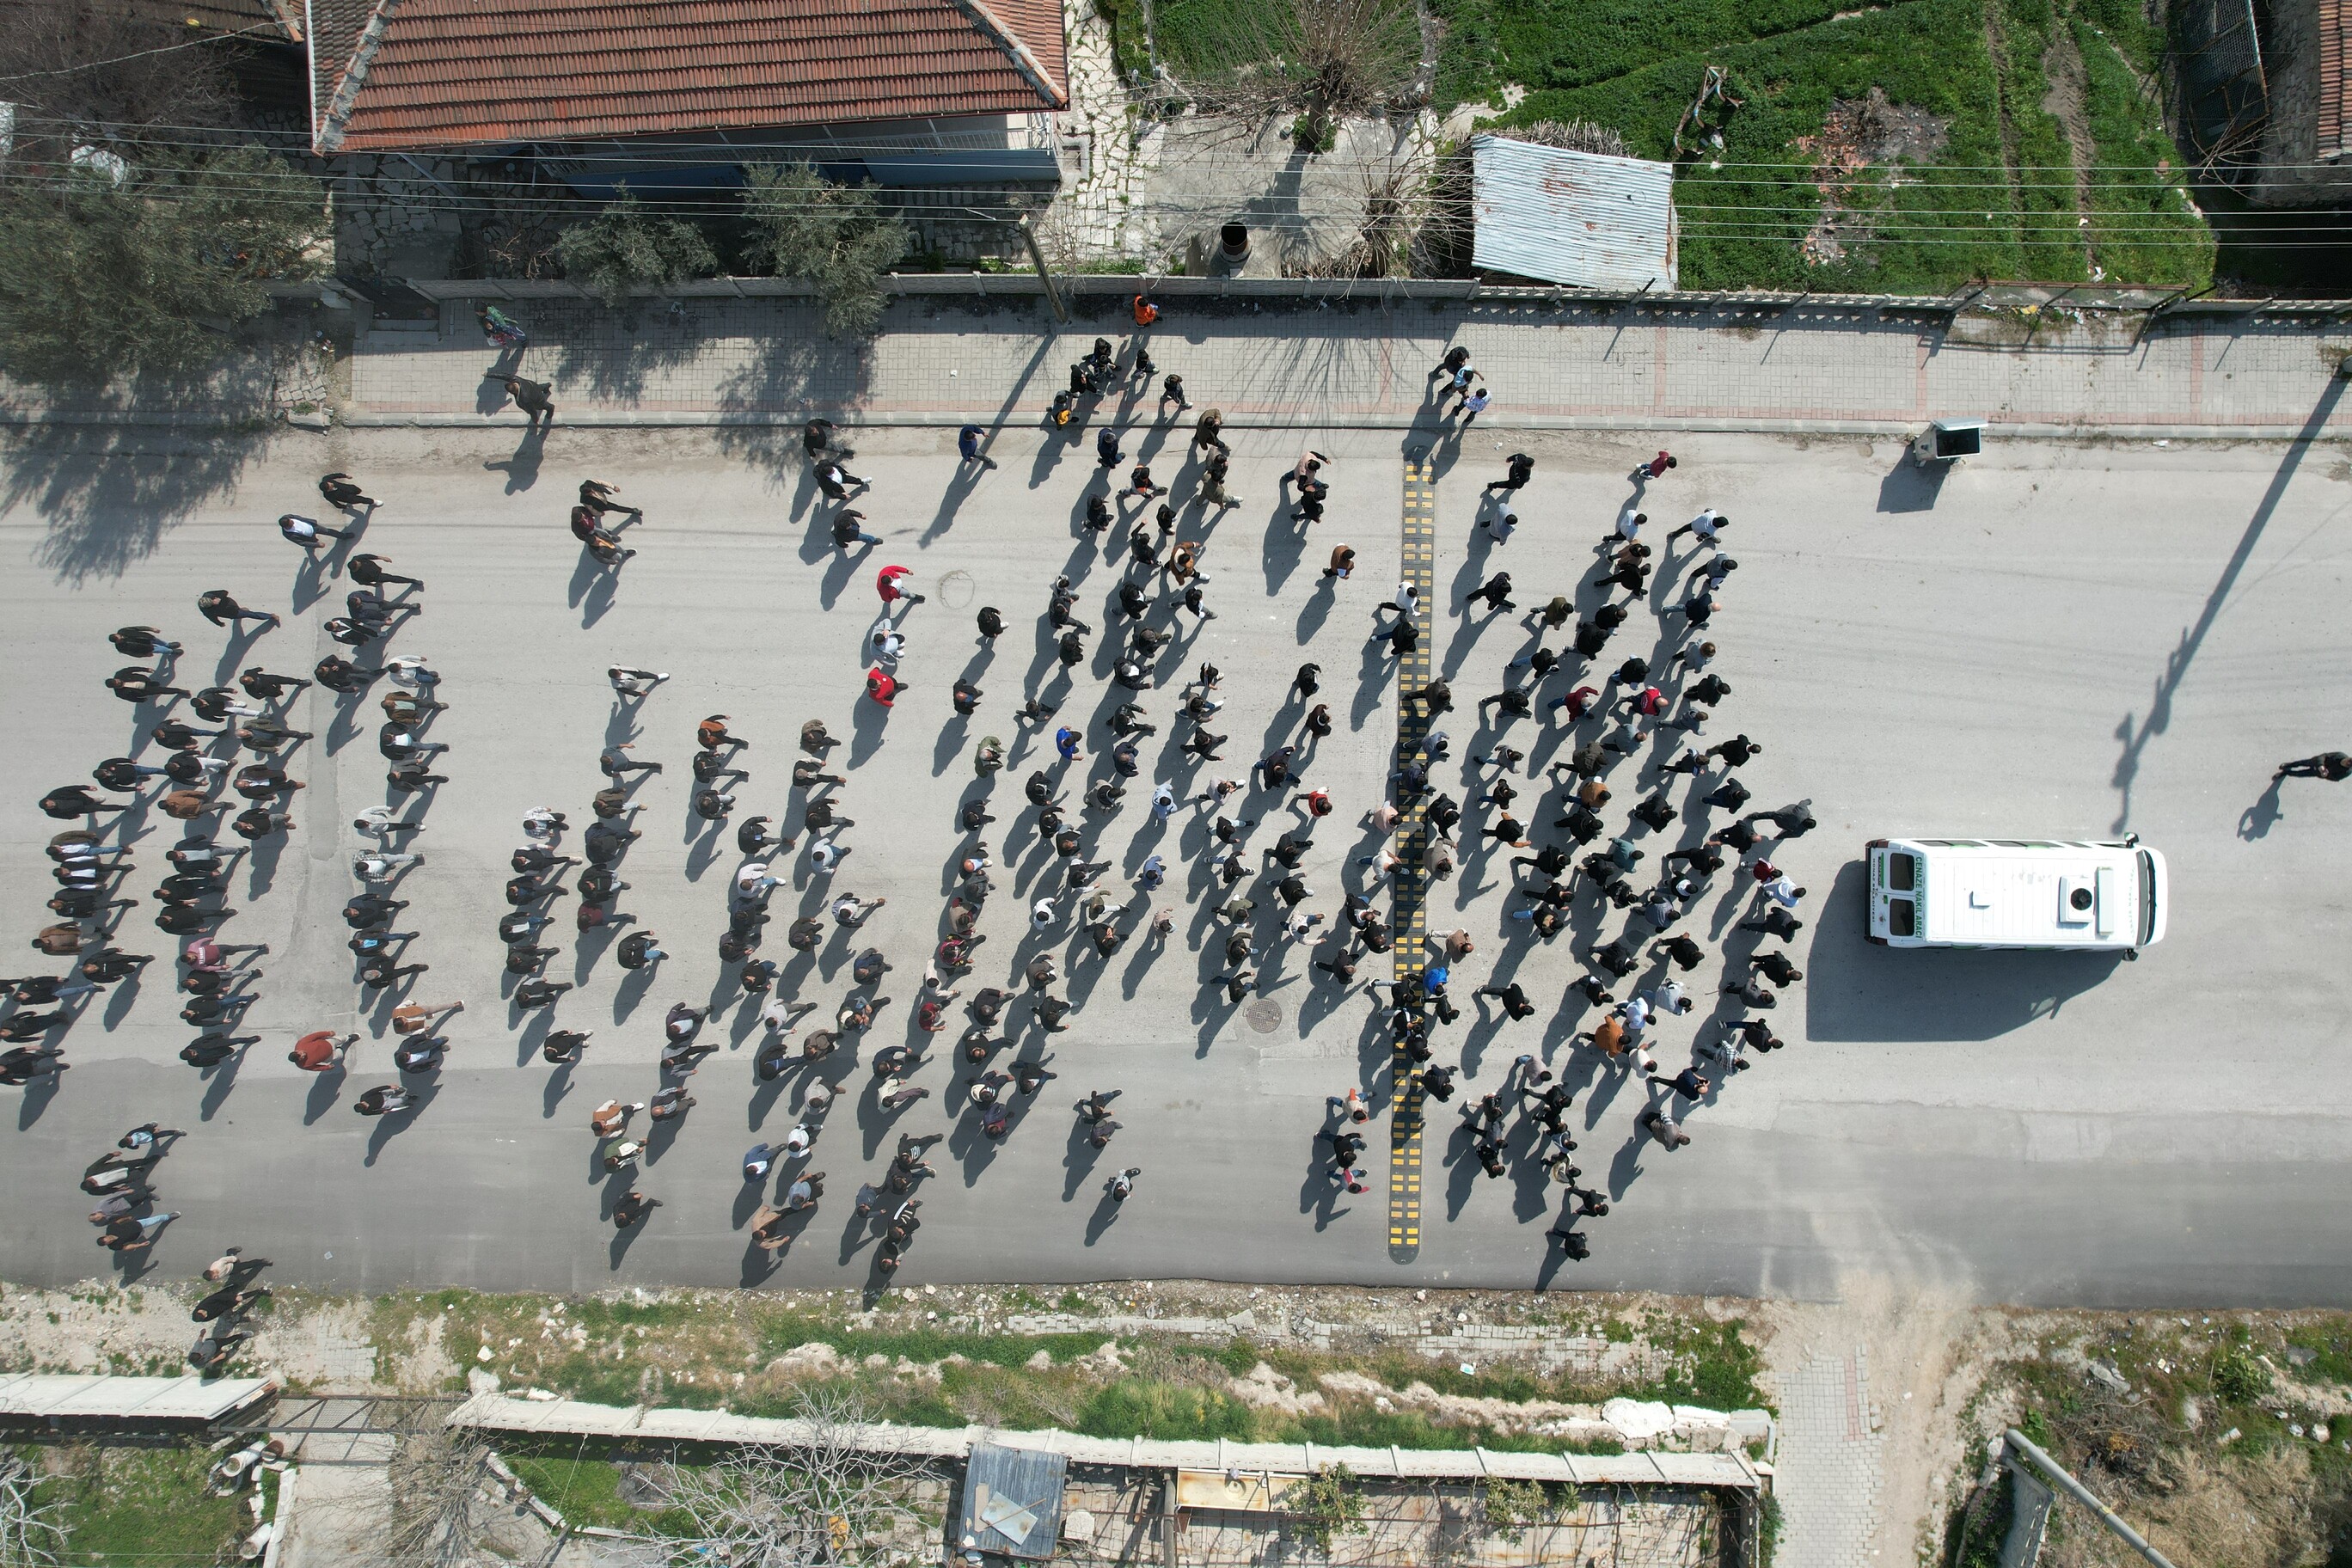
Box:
(1888, 899), (1915, 937)
(1887, 853), (1916, 891)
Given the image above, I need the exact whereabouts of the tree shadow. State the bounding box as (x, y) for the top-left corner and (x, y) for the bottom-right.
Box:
(5, 423), (267, 584)
(554, 308), (708, 403)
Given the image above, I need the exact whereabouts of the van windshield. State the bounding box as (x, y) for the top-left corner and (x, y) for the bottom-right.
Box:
(2139, 850), (2158, 946)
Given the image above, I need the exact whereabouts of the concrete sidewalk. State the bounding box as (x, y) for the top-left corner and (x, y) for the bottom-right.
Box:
(346, 293), (2352, 438)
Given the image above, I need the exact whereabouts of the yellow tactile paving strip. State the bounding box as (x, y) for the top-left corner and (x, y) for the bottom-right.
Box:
(1388, 455), (1437, 1263)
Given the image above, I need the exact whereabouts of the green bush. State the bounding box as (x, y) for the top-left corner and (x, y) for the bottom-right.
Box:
(2213, 1346), (2269, 1405)
(552, 194), (718, 306)
(1277, 1464), (1367, 1553)
(0, 145), (322, 386)
(740, 162), (908, 337)
(1077, 1379), (1256, 1441)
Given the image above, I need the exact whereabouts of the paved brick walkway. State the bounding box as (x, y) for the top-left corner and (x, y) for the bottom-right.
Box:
(1773, 1346), (1887, 1568)
(347, 294), (2352, 435)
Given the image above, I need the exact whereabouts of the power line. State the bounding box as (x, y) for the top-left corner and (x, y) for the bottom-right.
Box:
(0, 23), (286, 84)
(11, 109), (2352, 176)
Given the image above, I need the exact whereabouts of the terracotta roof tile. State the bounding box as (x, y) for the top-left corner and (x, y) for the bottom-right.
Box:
(315, 0), (1068, 154)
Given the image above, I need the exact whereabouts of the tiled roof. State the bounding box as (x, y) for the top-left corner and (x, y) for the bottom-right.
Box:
(311, 0), (1068, 155)
(2323, 0), (2347, 156)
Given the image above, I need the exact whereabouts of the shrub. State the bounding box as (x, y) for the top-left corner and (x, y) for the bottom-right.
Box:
(2213, 1346), (2269, 1405)
(0, 146), (322, 386)
(739, 162), (908, 337)
(1278, 1464), (1367, 1553)
(552, 193), (717, 307)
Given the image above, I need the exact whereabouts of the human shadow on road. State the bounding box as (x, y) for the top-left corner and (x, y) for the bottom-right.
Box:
(362, 1086), (436, 1166)
(2239, 775), (2286, 840)
(1802, 860), (2122, 1039)
(484, 425), (548, 494)
(848, 689), (891, 770)
(1081, 1186), (1127, 1245)
(2112, 374), (2345, 833)
(303, 1066), (346, 1124)
(15, 1071), (61, 1130)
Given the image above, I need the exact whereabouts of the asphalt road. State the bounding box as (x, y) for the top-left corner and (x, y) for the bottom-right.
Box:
(2, 420), (2347, 1307)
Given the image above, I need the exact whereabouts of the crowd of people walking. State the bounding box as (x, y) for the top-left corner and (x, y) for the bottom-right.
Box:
(7, 303), (1837, 1314)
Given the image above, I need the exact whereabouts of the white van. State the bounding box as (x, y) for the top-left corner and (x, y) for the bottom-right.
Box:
(1865, 837), (2166, 956)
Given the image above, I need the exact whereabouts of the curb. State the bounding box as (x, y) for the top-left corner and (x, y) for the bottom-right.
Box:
(337, 410), (2349, 442)
(7, 408), (2344, 443)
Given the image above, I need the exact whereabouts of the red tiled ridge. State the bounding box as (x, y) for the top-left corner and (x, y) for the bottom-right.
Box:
(313, 0), (1069, 155)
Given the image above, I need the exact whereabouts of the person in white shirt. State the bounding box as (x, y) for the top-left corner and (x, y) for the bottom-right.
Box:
(1669, 508), (1729, 546)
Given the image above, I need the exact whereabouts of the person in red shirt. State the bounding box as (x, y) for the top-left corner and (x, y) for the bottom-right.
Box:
(875, 565), (925, 610)
(289, 1031), (356, 1071)
(864, 669), (903, 707)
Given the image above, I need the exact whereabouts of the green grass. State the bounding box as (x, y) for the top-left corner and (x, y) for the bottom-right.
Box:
(1148, 0), (1268, 77)
(505, 1448), (695, 1535)
(36, 1445), (244, 1567)
(2070, 15), (2211, 285)
(1078, 1378), (1259, 1440)
(1454, 0), (2208, 291)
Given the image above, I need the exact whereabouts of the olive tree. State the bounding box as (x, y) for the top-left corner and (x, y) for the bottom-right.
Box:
(0, 147), (323, 386)
(553, 193), (718, 308)
(740, 162), (909, 337)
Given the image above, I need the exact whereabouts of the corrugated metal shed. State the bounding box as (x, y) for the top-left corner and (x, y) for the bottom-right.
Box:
(959, 1441), (1066, 1560)
(0, 1374), (275, 1427)
(1470, 135), (1678, 291)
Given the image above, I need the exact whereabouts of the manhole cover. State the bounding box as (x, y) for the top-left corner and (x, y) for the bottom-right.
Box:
(936, 569), (976, 609)
(1245, 999), (1283, 1034)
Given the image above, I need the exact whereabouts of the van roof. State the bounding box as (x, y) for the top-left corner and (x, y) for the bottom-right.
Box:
(1889, 840), (2142, 947)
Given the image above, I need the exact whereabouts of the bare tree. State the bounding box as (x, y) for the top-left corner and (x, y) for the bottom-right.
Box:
(386, 1424), (493, 1568)
(0, 1456), (68, 1568)
(649, 1387), (923, 1567)
(1170, 0), (1424, 153)
(0, 0), (242, 163)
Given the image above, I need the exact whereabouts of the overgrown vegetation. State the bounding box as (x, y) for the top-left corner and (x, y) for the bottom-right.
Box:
(1160, 0), (1424, 152)
(0, 147), (323, 386)
(1279, 1463), (1368, 1553)
(1434, 0), (2207, 290)
(740, 162), (910, 336)
(388, 1289), (1762, 1456)
(33, 1444), (244, 1567)
(1944, 1315), (2352, 1567)
(552, 193), (719, 308)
